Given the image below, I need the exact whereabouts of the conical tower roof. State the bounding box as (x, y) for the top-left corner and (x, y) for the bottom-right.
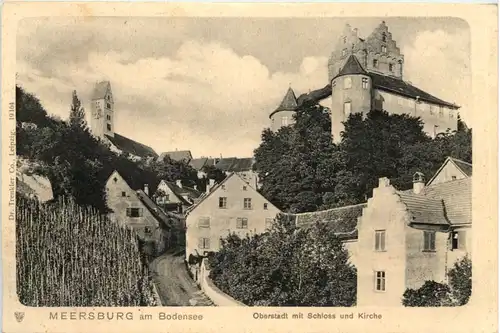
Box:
(336, 55), (367, 78)
(274, 87), (298, 112)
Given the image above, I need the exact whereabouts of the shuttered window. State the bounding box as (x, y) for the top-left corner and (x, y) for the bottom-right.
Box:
(126, 208), (143, 217)
(236, 218), (248, 229)
(198, 238), (210, 249)
(423, 231), (436, 251)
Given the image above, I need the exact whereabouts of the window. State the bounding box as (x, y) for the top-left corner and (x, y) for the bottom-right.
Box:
(243, 186), (247, 191)
(106, 102), (111, 109)
(373, 59), (378, 68)
(382, 32), (387, 42)
(126, 208), (143, 218)
(244, 198), (252, 210)
(198, 217), (210, 228)
(198, 237), (210, 249)
(423, 231), (436, 251)
(408, 99), (414, 107)
(342, 48), (347, 56)
(430, 105), (435, 115)
(236, 218), (248, 229)
(219, 197), (227, 209)
(281, 116), (288, 126)
(343, 36), (347, 44)
(344, 102), (352, 116)
(344, 77), (352, 89)
(375, 271), (386, 291)
(451, 175), (457, 180)
(263, 203), (268, 210)
(107, 123), (111, 131)
(382, 45), (387, 53)
(451, 230), (466, 250)
(121, 191), (126, 197)
(144, 226), (151, 235)
(221, 185), (226, 190)
(449, 110), (454, 119)
(107, 115), (111, 121)
(439, 108), (444, 117)
(375, 230), (386, 251)
(397, 97), (403, 106)
(389, 63), (393, 72)
(265, 218), (274, 229)
(362, 78), (369, 89)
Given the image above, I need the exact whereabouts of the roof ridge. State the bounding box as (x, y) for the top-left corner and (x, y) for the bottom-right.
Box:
(449, 156), (472, 166)
(294, 202), (367, 216)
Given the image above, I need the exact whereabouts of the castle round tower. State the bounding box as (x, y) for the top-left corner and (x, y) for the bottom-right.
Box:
(269, 87), (298, 132)
(330, 55), (372, 142)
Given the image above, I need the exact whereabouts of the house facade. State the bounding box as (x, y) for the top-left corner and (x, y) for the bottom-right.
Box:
(154, 179), (202, 214)
(292, 156), (472, 306)
(214, 157), (260, 189)
(270, 21), (460, 142)
(105, 170), (175, 256)
(184, 173), (281, 259)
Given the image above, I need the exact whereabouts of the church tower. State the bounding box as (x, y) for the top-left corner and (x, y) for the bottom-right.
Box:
(90, 81), (115, 139)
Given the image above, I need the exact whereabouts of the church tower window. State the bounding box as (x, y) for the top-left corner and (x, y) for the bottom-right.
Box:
(107, 123), (111, 131)
(389, 63), (393, 72)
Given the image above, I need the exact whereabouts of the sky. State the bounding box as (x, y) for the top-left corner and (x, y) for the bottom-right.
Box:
(17, 17), (471, 158)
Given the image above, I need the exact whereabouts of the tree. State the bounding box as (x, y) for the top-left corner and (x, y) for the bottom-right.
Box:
(402, 281), (452, 307)
(448, 255), (472, 306)
(69, 90), (87, 129)
(208, 214), (357, 306)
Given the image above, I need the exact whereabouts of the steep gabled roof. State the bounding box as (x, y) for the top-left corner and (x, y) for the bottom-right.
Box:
(397, 192), (449, 226)
(105, 133), (157, 158)
(335, 55), (368, 78)
(92, 81), (111, 100)
(269, 87), (298, 118)
(158, 150), (193, 163)
(426, 156), (473, 185)
(162, 180), (202, 205)
(136, 189), (175, 229)
(105, 167), (160, 195)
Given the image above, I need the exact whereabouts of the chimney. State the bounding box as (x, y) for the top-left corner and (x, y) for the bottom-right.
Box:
(176, 180), (182, 188)
(413, 172), (425, 194)
(144, 184), (149, 196)
(378, 177), (390, 188)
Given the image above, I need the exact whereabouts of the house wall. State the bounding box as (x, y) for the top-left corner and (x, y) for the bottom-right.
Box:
(428, 162), (467, 185)
(237, 171), (259, 189)
(343, 239), (359, 267)
(185, 175), (281, 259)
(447, 226), (472, 270)
(156, 181), (183, 204)
(374, 90), (458, 137)
(404, 225), (448, 289)
(356, 178), (408, 306)
(270, 110), (296, 132)
(105, 172), (167, 254)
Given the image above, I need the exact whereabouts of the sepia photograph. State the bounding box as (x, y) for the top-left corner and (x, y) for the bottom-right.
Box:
(13, 15), (475, 309)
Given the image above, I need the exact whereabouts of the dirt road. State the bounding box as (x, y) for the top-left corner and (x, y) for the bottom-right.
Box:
(150, 249), (214, 306)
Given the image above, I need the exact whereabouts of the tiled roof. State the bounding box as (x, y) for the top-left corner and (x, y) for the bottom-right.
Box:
(92, 81), (110, 100)
(421, 178), (471, 226)
(335, 55), (368, 78)
(294, 203), (367, 238)
(189, 158), (208, 170)
(295, 72), (459, 110)
(106, 166), (160, 195)
(397, 192), (448, 225)
(105, 133), (157, 158)
(450, 158), (472, 177)
(158, 150), (193, 163)
(370, 72), (459, 109)
(136, 190), (175, 229)
(215, 157), (254, 172)
(269, 87), (298, 118)
(164, 181), (202, 204)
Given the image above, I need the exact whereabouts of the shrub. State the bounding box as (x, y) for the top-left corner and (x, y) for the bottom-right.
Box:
(402, 281), (452, 307)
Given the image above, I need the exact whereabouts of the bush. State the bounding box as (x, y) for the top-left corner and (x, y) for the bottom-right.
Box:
(16, 195), (158, 306)
(208, 215), (357, 306)
(402, 256), (472, 307)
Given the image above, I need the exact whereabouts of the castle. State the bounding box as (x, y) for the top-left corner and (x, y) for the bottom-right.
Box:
(89, 81), (158, 161)
(270, 21), (460, 141)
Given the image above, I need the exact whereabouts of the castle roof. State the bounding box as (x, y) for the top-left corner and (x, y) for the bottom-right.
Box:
(105, 133), (158, 159)
(215, 157), (254, 172)
(269, 87), (298, 118)
(92, 81), (111, 100)
(336, 55), (368, 78)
